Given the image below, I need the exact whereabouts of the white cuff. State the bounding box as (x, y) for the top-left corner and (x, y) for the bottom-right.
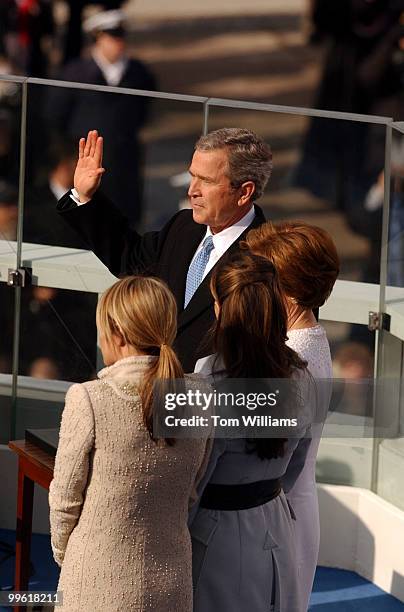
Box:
(70, 188), (90, 206)
(364, 183), (383, 212)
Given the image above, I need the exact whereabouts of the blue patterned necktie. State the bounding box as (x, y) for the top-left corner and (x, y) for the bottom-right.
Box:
(184, 235), (215, 308)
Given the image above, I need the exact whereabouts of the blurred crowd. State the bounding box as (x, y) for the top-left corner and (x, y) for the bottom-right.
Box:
(296, 0), (404, 279)
(0, 2), (157, 380)
(297, 0), (404, 361)
(0, 0), (404, 383)
(0, 1), (127, 76)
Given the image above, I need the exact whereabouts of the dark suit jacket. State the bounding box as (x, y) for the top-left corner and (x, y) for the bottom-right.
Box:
(57, 191), (266, 371)
(25, 184), (88, 249)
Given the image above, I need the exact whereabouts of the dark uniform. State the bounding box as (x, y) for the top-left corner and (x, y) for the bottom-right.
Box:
(47, 56), (156, 226)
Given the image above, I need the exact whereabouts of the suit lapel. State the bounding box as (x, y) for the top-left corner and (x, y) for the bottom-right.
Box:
(177, 205), (266, 331)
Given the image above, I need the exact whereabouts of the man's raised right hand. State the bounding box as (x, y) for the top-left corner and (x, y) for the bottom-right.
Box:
(74, 130), (105, 202)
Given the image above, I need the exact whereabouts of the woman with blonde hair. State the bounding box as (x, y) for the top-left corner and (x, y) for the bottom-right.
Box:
(244, 221), (339, 611)
(49, 276), (211, 612)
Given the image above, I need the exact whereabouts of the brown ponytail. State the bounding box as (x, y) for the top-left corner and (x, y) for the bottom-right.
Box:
(210, 251), (306, 459)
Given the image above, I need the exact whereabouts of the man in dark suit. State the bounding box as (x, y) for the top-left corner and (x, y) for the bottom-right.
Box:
(57, 128), (272, 371)
(47, 9), (156, 226)
(24, 139), (88, 249)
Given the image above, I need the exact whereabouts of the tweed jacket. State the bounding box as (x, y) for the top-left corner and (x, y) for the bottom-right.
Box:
(49, 356), (211, 611)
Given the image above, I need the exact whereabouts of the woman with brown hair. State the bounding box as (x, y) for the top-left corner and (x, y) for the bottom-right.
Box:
(49, 276), (211, 612)
(245, 221), (339, 611)
(191, 250), (312, 612)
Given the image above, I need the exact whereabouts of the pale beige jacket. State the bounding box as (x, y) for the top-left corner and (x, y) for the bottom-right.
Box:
(49, 356), (211, 612)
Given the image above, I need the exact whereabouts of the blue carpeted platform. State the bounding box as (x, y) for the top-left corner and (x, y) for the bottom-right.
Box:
(310, 567), (404, 610)
(0, 529), (403, 611)
(0, 529), (59, 611)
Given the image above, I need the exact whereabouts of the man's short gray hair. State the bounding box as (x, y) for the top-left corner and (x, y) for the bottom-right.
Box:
(195, 128), (273, 201)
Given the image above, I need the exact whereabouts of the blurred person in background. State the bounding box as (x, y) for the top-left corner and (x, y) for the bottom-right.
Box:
(0, 2), (50, 186)
(332, 341), (374, 418)
(47, 9), (157, 227)
(0, 180), (18, 241)
(62, 0), (125, 65)
(0, 0), (54, 77)
(293, 0), (404, 220)
(0, 1), (15, 60)
(19, 285), (97, 382)
(0, 181), (18, 374)
(333, 341), (373, 380)
(347, 136), (404, 289)
(21, 138), (97, 384)
(0, 76), (20, 184)
(0, 284), (14, 372)
(24, 138), (89, 248)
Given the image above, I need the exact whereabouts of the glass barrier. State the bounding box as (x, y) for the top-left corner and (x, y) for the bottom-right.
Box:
(24, 81), (207, 244)
(0, 76), (25, 443)
(206, 100), (388, 284)
(18, 287), (97, 381)
(317, 321), (375, 488)
(0, 285), (16, 444)
(385, 123), (404, 292)
(2, 75), (401, 512)
(374, 329), (404, 510)
(206, 100), (396, 491)
(375, 122), (404, 510)
(11, 79), (207, 437)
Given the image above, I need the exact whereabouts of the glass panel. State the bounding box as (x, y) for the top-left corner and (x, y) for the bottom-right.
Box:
(19, 287), (97, 382)
(206, 104), (387, 283)
(375, 330), (404, 509)
(376, 123), (404, 510)
(385, 126), (404, 292)
(0, 77), (23, 443)
(317, 321), (375, 488)
(140, 97), (206, 230)
(206, 104), (391, 491)
(0, 77), (21, 255)
(12, 81), (206, 439)
(14, 287), (98, 439)
(23, 82), (206, 250)
(0, 286), (15, 444)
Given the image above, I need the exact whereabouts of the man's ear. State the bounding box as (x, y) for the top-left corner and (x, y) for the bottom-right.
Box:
(238, 181), (255, 206)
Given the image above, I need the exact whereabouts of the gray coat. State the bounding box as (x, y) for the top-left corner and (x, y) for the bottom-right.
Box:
(190, 355), (313, 612)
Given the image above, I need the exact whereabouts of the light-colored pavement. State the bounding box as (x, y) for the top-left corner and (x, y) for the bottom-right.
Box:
(125, 0), (306, 21)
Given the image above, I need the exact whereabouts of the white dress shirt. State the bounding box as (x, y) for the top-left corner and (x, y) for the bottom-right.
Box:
(189, 206), (256, 280)
(91, 49), (128, 87)
(70, 188), (88, 205)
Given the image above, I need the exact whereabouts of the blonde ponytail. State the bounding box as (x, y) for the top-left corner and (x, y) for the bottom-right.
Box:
(97, 276), (184, 444)
(141, 342), (184, 440)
